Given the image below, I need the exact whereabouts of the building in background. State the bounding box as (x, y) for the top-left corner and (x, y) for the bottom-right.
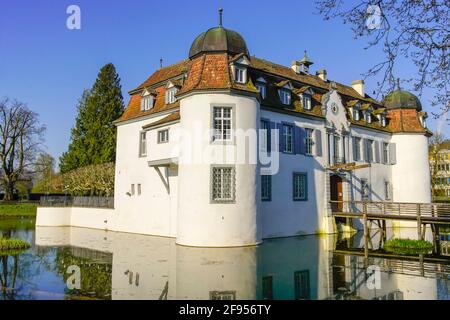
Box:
(430, 140), (450, 198)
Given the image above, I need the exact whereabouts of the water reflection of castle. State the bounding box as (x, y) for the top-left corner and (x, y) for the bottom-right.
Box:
(35, 227), (449, 300)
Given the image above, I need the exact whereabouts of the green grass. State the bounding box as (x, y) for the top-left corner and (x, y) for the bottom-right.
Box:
(0, 203), (37, 217)
(384, 238), (433, 255)
(0, 238), (31, 251)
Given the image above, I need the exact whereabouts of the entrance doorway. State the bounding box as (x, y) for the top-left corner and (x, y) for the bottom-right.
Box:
(330, 175), (343, 213)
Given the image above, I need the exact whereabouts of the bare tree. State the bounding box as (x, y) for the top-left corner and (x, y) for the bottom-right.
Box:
(316, 0), (449, 118)
(429, 131), (447, 197)
(0, 98), (46, 200)
(31, 152), (56, 194)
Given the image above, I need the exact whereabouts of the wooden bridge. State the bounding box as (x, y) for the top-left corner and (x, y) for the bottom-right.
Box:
(331, 200), (450, 241)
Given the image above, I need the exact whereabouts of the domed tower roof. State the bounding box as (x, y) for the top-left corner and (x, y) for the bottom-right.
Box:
(383, 80), (422, 111)
(188, 9), (250, 59)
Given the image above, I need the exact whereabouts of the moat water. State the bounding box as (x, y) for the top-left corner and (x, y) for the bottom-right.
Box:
(0, 218), (448, 300)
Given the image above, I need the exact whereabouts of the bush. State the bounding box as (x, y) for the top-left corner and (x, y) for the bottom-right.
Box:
(41, 163), (115, 197)
(384, 238), (433, 255)
(0, 238), (31, 251)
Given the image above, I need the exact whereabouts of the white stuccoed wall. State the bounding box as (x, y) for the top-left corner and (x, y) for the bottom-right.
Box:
(391, 134), (431, 203)
(114, 115), (179, 237)
(176, 93), (260, 247)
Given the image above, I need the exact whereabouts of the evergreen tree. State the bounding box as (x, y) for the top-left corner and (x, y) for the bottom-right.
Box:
(59, 64), (124, 173)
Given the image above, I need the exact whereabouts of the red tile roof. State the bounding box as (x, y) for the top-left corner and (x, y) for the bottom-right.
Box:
(115, 52), (426, 134)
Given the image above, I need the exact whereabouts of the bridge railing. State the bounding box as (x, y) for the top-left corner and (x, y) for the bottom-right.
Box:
(40, 195), (114, 209)
(330, 200), (450, 217)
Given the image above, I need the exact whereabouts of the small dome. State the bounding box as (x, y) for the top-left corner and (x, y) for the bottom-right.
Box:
(189, 27), (250, 59)
(383, 89), (422, 111)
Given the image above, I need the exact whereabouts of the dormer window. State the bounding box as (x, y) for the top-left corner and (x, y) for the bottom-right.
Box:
(353, 109), (360, 121)
(365, 111), (372, 124)
(302, 94), (312, 110)
(233, 66), (247, 84)
(380, 115), (387, 127)
(165, 87), (177, 104)
(141, 90), (155, 111)
(421, 117), (427, 128)
(255, 77), (267, 100)
(279, 89), (291, 105)
(419, 112), (428, 128)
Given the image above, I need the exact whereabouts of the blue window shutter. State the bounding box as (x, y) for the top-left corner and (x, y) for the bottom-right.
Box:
(315, 129), (322, 157)
(277, 123), (284, 152)
(374, 141), (380, 163)
(293, 126), (300, 154)
(268, 122), (276, 153)
(389, 143), (397, 165)
(363, 139), (368, 163)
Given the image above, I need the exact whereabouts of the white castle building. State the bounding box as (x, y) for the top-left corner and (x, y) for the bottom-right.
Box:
(37, 14), (432, 247)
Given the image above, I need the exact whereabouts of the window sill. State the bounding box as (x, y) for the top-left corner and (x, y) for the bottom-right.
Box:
(293, 198), (308, 202)
(211, 200), (236, 204)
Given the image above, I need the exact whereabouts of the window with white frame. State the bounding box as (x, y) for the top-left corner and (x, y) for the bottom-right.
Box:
(260, 120), (269, 152)
(139, 132), (147, 156)
(353, 109), (360, 121)
(293, 173), (307, 201)
(361, 179), (370, 201)
(141, 95), (154, 111)
(384, 181), (391, 200)
(365, 111), (372, 124)
(333, 135), (341, 163)
(354, 137), (362, 161)
(305, 128), (314, 155)
(380, 115), (387, 127)
(256, 82), (266, 99)
(158, 129), (169, 144)
(302, 94), (312, 110)
(283, 124), (293, 153)
(279, 89), (291, 105)
(131, 184), (135, 196)
(213, 106), (233, 142)
(383, 142), (389, 163)
(165, 88), (177, 104)
(137, 183), (142, 196)
(211, 166), (235, 202)
(261, 175), (272, 201)
(234, 67), (246, 84)
(366, 139), (374, 163)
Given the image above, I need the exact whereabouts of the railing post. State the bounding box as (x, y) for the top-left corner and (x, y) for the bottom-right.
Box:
(363, 202), (369, 266)
(417, 203), (422, 240)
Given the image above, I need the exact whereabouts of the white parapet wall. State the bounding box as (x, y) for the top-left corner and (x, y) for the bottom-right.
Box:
(36, 207), (115, 231)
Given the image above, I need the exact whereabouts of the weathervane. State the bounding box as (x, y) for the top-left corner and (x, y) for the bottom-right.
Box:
(219, 8), (223, 27)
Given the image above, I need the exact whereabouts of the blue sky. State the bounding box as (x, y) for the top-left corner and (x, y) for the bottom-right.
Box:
(0, 0), (446, 163)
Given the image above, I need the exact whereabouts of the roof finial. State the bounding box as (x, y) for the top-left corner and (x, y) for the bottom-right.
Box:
(397, 78), (401, 90)
(219, 8), (223, 27)
(160, 57), (163, 69)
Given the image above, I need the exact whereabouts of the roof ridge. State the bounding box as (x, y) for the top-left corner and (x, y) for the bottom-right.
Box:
(251, 56), (382, 105)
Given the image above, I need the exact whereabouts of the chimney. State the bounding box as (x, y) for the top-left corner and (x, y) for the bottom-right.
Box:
(316, 69), (327, 81)
(352, 80), (365, 97)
